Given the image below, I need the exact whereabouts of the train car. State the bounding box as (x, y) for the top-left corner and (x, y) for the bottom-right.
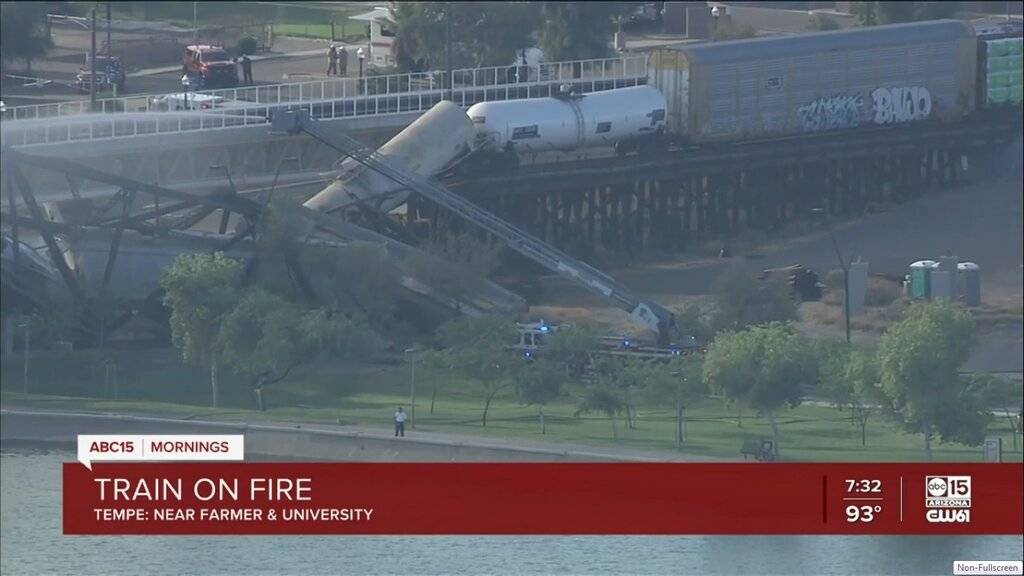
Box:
(974, 20), (1024, 109)
(304, 100), (476, 215)
(466, 85), (667, 157)
(647, 20), (978, 143)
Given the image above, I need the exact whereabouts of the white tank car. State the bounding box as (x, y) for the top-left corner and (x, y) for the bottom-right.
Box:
(304, 100), (476, 215)
(466, 85), (667, 155)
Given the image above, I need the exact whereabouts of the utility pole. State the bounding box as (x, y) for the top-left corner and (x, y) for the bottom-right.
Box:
(445, 1), (453, 101)
(193, 1), (199, 44)
(106, 2), (112, 56)
(90, 8), (97, 110)
(405, 348), (417, 428)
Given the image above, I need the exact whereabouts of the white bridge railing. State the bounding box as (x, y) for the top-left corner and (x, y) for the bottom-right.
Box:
(1, 55), (647, 123)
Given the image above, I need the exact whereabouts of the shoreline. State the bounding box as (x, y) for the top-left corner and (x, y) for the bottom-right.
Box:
(0, 407), (715, 463)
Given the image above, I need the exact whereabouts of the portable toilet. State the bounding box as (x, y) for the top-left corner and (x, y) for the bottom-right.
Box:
(958, 262), (981, 306)
(909, 260), (937, 299)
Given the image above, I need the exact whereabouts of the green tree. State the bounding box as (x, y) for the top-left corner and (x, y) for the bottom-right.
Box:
(849, 1), (878, 26)
(543, 324), (599, 380)
(914, 1), (959, 20)
(575, 363), (627, 439)
(818, 340), (882, 447)
(437, 314), (518, 426)
(971, 374), (1021, 452)
(877, 301), (989, 460)
(537, 2), (629, 61)
(850, 2), (959, 27)
(516, 358), (562, 434)
(704, 323), (816, 456)
(392, 2), (537, 70)
(644, 358), (706, 447)
(674, 302), (714, 345)
(0, 2), (53, 72)
(161, 252), (243, 408)
(711, 265), (797, 333)
(875, 1), (916, 23)
(218, 288), (385, 411)
(615, 357), (649, 430)
(806, 13), (842, 31)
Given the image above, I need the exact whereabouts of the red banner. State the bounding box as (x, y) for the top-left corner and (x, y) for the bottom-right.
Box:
(63, 463), (1022, 535)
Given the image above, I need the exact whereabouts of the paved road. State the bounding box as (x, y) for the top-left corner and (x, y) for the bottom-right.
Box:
(2, 35), (351, 107)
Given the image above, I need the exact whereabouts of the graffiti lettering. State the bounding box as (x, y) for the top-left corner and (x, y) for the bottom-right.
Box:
(872, 86), (932, 124)
(797, 95), (864, 132)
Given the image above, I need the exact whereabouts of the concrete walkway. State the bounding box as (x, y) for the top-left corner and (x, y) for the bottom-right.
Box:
(0, 406), (732, 463)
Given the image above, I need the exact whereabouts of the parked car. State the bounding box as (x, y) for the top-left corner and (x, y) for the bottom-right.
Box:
(149, 92), (246, 111)
(182, 45), (238, 89)
(76, 54), (125, 93)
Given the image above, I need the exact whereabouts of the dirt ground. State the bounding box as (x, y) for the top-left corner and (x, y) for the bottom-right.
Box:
(530, 136), (1024, 373)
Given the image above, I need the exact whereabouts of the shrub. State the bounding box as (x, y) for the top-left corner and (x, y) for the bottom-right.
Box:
(236, 36), (258, 56)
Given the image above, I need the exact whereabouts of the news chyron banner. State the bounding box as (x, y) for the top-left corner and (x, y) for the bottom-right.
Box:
(65, 435), (1023, 535)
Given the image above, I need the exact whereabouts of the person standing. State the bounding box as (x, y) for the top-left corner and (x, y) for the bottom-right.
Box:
(240, 54), (253, 85)
(394, 407), (407, 437)
(327, 44), (338, 76)
(338, 46), (348, 77)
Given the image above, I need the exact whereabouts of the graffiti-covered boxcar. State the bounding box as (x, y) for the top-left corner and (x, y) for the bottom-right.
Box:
(648, 20), (978, 143)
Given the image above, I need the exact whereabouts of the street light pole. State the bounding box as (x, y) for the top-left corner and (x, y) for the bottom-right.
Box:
(356, 47), (365, 94)
(404, 348), (417, 428)
(90, 8), (97, 111)
(445, 1), (453, 101)
(181, 74), (191, 110)
(18, 319), (31, 394)
(812, 207), (850, 343)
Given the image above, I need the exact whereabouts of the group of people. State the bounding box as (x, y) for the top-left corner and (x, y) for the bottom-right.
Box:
(326, 44), (348, 76)
(236, 54), (253, 85)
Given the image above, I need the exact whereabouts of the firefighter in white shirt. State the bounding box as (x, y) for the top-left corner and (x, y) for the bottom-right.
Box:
(394, 407), (407, 437)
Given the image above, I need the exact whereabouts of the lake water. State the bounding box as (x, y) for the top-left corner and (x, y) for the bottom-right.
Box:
(2, 449), (1020, 576)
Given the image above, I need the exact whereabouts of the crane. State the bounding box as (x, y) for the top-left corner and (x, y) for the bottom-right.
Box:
(271, 109), (675, 343)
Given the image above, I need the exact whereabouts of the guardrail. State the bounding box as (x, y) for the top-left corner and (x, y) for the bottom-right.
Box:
(1, 59), (647, 147)
(1, 55), (647, 122)
(1, 77), (646, 148)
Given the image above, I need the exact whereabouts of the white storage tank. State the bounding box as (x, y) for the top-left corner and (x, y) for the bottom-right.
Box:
(466, 85), (667, 154)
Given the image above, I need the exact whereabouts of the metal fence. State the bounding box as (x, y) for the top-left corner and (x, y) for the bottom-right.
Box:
(2, 77), (647, 147)
(1, 55), (647, 121)
(1, 56), (648, 147)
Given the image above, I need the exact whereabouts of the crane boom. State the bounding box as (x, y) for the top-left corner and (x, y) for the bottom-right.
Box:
(271, 109), (675, 343)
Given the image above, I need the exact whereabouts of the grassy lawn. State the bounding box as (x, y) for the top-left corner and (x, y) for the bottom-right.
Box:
(2, 348), (1020, 462)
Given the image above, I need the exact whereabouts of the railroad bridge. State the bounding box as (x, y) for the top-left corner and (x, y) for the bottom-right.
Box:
(439, 115), (1021, 257)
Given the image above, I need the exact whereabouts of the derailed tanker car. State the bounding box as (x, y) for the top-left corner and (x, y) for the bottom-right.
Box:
(466, 85), (668, 164)
(304, 100), (476, 215)
(648, 20), (981, 143)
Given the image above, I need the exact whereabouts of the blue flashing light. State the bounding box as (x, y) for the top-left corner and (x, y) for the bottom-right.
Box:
(623, 339), (631, 348)
(523, 349), (534, 359)
(540, 325), (549, 333)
